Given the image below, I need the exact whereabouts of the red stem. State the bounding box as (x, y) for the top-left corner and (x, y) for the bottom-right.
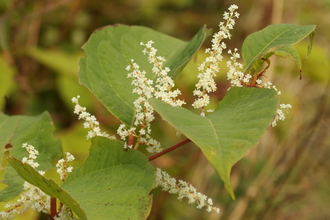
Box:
(128, 134), (135, 146)
(148, 139), (191, 162)
(49, 197), (56, 220)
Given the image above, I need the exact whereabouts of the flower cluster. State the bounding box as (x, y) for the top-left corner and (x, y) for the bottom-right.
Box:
(0, 144), (50, 219)
(226, 48), (292, 126)
(118, 41), (185, 153)
(72, 96), (116, 140)
(271, 103), (292, 127)
(120, 59), (160, 152)
(54, 205), (78, 220)
(226, 48), (246, 87)
(142, 41), (185, 107)
(0, 144), (76, 219)
(21, 143), (41, 172)
(155, 168), (220, 213)
(263, 83), (292, 126)
(0, 182), (51, 220)
(193, 4), (239, 116)
(56, 152), (75, 182)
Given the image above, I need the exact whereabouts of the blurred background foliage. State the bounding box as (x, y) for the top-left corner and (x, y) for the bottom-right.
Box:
(0, 0), (329, 219)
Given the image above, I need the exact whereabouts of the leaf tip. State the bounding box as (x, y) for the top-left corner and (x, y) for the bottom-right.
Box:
(224, 183), (236, 200)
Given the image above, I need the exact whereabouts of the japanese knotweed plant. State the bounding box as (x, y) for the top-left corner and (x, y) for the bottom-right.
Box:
(0, 5), (315, 220)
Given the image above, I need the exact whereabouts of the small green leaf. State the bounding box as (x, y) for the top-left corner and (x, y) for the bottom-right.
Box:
(295, 43), (330, 83)
(79, 24), (209, 126)
(150, 87), (278, 199)
(251, 52), (274, 74)
(274, 45), (302, 71)
(0, 112), (63, 201)
(5, 153), (87, 220)
(62, 137), (155, 220)
(306, 31), (315, 59)
(242, 24), (316, 72)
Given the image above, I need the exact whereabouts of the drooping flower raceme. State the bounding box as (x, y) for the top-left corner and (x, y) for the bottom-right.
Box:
(262, 82), (292, 126)
(72, 96), (116, 140)
(155, 168), (220, 213)
(271, 103), (292, 127)
(0, 144), (76, 220)
(118, 40), (185, 153)
(193, 4), (239, 116)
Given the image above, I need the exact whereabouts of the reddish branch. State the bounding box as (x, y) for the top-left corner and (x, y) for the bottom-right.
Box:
(148, 139), (191, 162)
(128, 134), (135, 147)
(49, 197), (57, 220)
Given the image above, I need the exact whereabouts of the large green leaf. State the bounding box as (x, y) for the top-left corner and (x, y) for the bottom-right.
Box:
(5, 153), (87, 220)
(62, 137), (155, 220)
(242, 24), (316, 72)
(150, 87), (278, 199)
(78, 24), (209, 126)
(0, 112), (63, 201)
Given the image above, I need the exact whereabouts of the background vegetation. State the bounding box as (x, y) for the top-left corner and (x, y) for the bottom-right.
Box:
(0, 0), (329, 219)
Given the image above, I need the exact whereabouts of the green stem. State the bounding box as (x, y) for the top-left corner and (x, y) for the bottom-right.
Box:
(148, 139), (191, 162)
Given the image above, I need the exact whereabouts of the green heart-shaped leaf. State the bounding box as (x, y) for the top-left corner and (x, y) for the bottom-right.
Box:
(150, 87), (278, 199)
(242, 24), (316, 72)
(78, 24), (209, 126)
(62, 137), (155, 220)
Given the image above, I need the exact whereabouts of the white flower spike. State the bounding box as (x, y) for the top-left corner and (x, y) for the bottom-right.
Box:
(193, 5), (240, 116)
(155, 168), (220, 213)
(122, 40), (185, 153)
(71, 96), (116, 140)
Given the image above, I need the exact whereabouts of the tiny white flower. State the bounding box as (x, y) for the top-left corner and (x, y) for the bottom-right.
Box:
(71, 96), (115, 140)
(155, 168), (220, 213)
(0, 143), (59, 219)
(56, 152), (75, 182)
